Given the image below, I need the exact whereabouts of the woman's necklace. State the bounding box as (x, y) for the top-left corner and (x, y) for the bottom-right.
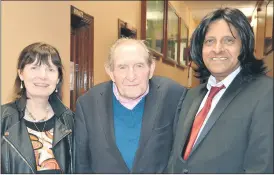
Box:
(25, 106), (50, 145)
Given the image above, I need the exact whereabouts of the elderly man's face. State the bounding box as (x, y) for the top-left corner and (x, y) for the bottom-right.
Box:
(202, 19), (241, 82)
(107, 42), (155, 100)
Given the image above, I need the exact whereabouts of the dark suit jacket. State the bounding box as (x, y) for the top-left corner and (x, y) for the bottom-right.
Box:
(74, 76), (187, 173)
(168, 73), (273, 173)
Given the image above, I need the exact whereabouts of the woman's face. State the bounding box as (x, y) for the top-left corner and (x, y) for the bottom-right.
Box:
(18, 58), (59, 99)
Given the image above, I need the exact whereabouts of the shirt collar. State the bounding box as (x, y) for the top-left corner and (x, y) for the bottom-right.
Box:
(207, 66), (241, 90)
(112, 82), (149, 103)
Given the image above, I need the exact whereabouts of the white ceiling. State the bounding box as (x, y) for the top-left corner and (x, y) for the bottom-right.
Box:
(183, 1), (258, 20)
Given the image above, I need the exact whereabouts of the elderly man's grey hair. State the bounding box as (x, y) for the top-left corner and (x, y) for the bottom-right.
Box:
(106, 38), (154, 71)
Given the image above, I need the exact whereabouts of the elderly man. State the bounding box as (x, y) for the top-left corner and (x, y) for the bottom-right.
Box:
(74, 38), (187, 173)
(167, 8), (273, 173)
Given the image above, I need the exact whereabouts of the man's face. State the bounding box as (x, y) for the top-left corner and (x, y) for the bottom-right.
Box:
(107, 41), (155, 100)
(202, 19), (241, 82)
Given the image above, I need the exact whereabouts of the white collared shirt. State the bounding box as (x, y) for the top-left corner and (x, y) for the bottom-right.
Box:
(112, 82), (149, 110)
(193, 66), (241, 147)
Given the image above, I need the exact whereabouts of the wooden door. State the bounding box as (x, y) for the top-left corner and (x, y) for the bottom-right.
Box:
(70, 6), (94, 111)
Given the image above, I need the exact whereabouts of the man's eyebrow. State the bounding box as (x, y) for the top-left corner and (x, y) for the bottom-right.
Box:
(117, 64), (127, 66)
(205, 35), (234, 38)
(223, 35), (235, 38)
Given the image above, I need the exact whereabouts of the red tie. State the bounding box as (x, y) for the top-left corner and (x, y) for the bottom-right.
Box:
(183, 85), (225, 160)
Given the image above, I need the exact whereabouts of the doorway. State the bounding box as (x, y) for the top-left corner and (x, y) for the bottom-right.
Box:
(70, 6), (94, 111)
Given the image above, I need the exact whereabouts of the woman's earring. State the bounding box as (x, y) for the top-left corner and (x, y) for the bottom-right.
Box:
(55, 88), (58, 93)
(20, 81), (23, 89)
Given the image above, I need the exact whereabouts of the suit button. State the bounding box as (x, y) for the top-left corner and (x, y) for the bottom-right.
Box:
(183, 169), (188, 174)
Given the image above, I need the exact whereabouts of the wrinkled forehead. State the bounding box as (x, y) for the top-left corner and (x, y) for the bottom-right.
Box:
(113, 41), (149, 60)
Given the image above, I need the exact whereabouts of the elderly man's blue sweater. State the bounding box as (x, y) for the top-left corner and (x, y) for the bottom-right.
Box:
(113, 94), (145, 170)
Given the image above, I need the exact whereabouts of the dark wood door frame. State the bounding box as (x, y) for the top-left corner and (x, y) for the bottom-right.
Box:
(70, 6), (94, 111)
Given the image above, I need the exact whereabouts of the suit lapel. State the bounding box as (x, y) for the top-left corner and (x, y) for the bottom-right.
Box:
(131, 79), (162, 172)
(98, 82), (115, 144)
(191, 74), (247, 155)
(97, 82), (129, 171)
(179, 84), (207, 154)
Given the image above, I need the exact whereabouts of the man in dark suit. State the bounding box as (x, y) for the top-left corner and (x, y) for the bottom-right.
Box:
(74, 38), (187, 173)
(167, 8), (273, 173)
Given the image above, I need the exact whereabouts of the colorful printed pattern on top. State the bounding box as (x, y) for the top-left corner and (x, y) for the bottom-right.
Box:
(24, 114), (61, 172)
(27, 128), (61, 171)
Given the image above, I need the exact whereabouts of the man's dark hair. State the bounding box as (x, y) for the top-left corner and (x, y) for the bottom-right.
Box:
(190, 7), (267, 82)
